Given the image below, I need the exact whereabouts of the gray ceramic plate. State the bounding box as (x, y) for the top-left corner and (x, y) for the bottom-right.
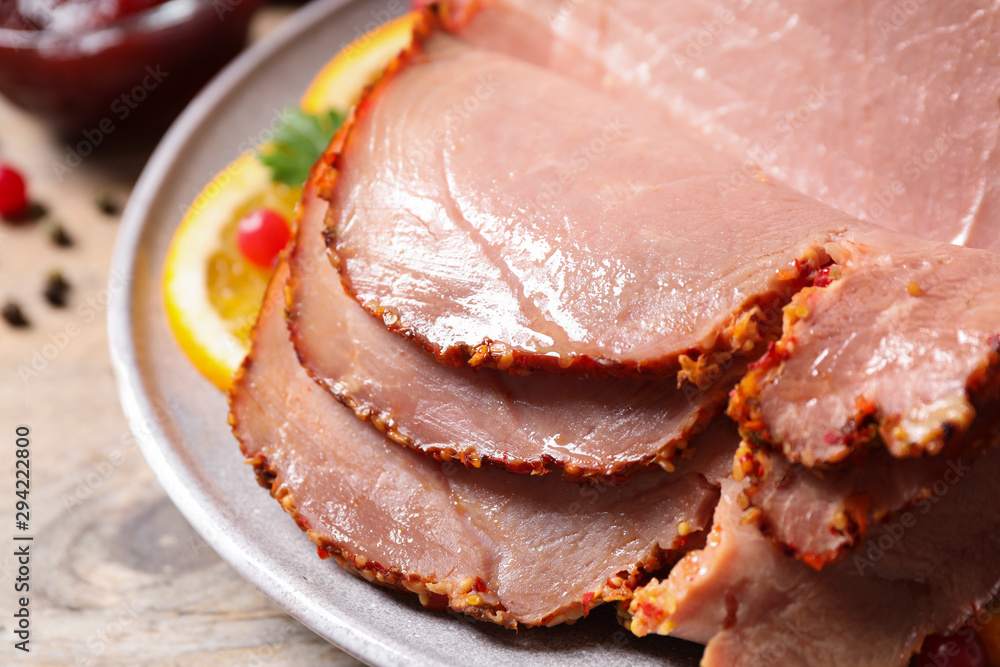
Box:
(108, 1), (704, 664)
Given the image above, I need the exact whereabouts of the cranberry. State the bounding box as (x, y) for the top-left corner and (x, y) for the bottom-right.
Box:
(914, 631), (987, 667)
(0, 165), (29, 219)
(236, 208), (291, 268)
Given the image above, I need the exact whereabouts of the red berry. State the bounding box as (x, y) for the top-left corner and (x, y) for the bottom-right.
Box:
(0, 165), (28, 219)
(914, 631), (987, 667)
(236, 208), (291, 268)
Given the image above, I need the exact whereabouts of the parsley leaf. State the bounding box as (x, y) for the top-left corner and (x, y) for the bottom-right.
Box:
(257, 108), (346, 186)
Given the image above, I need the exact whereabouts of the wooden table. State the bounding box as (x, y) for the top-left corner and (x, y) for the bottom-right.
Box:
(0, 7), (363, 666)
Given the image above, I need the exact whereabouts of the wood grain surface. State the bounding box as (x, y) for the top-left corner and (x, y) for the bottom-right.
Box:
(0, 6), (364, 666)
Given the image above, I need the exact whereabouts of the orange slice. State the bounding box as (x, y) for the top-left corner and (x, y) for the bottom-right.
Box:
(163, 11), (417, 389)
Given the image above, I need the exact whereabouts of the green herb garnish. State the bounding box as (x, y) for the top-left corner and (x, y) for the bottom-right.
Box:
(257, 108), (346, 186)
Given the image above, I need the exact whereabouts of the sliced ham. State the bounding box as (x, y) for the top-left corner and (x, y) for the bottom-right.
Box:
(228, 6), (1000, 660)
(628, 471), (1000, 666)
(290, 178), (738, 479)
(324, 16), (1000, 473)
(721, 228), (1000, 563)
(729, 228), (1000, 467)
(322, 26), (865, 376)
(230, 259), (734, 627)
(442, 0), (1000, 250)
(735, 419), (1000, 567)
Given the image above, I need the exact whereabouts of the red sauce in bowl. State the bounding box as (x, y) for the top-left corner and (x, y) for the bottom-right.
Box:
(0, 0), (263, 137)
(0, 0), (171, 32)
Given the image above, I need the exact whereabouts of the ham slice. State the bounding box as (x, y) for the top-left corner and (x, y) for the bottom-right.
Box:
(230, 258), (733, 627)
(729, 228), (1000, 467)
(442, 0), (1000, 250)
(736, 417), (1000, 567)
(289, 179), (737, 479)
(322, 26), (865, 376)
(628, 470), (1000, 666)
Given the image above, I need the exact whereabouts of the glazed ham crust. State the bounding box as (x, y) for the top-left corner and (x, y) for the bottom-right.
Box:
(724, 230), (1000, 565)
(736, 406), (1000, 569)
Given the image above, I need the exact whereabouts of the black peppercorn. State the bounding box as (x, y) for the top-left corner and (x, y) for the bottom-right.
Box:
(2, 301), (29, 328)
(43, 271), (71, 308)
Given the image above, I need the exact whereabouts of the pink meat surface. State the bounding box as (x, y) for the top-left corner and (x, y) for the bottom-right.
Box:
(445, 0), (1000, 250)
(325, 20), (1000, 470)
(290, 181), (737, 480)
